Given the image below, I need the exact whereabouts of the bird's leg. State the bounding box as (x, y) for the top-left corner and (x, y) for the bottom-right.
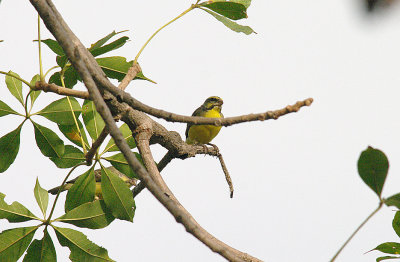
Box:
(207, 143), (220, 157)
(202, 144), (209, 155)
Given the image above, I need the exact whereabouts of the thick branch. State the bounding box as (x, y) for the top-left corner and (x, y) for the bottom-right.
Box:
(30, 0), (262, 260)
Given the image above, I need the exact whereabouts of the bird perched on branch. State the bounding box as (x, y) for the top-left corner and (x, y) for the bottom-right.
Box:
(185, 96), (223, 145)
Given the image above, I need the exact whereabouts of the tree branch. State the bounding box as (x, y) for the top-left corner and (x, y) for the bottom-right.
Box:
(95, 75), (313, 126)
(30, 0), (263, 260)
(85, 127), (109, 165)
(34, 81), (90, 100)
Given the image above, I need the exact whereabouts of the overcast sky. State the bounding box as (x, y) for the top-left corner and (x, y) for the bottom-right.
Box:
(2, 0), (400, 261)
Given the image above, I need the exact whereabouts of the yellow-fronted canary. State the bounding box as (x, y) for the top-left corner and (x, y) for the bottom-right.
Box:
(185, 96), (223, 145)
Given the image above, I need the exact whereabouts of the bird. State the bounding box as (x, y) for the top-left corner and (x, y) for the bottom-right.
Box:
(185, 96), (223, 145)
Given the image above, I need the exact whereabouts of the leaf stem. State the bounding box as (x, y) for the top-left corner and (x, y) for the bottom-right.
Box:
(329, 201), (384, 262)
(46, 163), (86, 224)
(24, 90), (33, 117)
(37, 14), (44, 81)
(44, 65), (60, 79)
(60, 69), (88, 154)
(134, 4), (197, 64)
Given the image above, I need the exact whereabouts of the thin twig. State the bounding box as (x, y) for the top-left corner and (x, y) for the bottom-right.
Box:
(85, 127), (109, 165)
(96, 75), (313, 126)
(34, 81), (90, 99)
(329, 201), (383, 262)
(218, 152), (234, 198)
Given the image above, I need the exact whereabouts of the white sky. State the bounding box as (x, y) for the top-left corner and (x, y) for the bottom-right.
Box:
(2, 0), (400, 261)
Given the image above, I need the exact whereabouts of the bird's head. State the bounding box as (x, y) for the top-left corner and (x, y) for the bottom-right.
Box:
(202, 96), (223, 111)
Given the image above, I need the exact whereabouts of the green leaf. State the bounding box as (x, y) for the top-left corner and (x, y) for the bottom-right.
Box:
(38, 97), (82, 125)
(101, 166), (135, 221)
(373, 242), (400, 255)
(56, 55), (68, 68)
(53, 226), (114, 262)
(37, 39), (65, 56)
(200, 8), (256, 35)
(376, 256), (400, 262)
(393, 212), (400, 238)
(0, 227), (38, 262)
(23, 230), (56, 262)
(29, 74), (41, 107)
(200, 1), (248, 20)
(58, 120), (89, 148)
(33, 121), (65, 158)
(34, 178), (49, 218)
(96, 56), (156, 83)
(50, 145), (85, 168)
(201, 0), (251, 8)
(0, 193), (39, 222)
(48, 66), (79, 89)
(90, 37), (129, 57)
(104, 152), (142, 179)
(65, 168), (96, 212)
(5, 71), (24, 106)
(89, 30), (125, 51)
(82, 100), (105, 140)
(104, 124), (136, 153)
(358, 146), (389, 197)
(56, 200), (115, 229)
(0, 100), (19, 118)
(385, 193), (400, 209)
(0, 125), (22, 173)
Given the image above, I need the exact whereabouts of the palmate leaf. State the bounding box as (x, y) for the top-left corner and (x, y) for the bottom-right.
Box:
(49, 145), (85, 169)
(0, 125), (22, 173)
(38, 39), (65, 56)
(0, 226), (38, 262)
(200, 8), (255, 35)
(34, 178), (49, 218)
(53, 226), (114, 262)
(103, 152), (142, 179)
(33, 121), (65, 158)
(65, 168), (96, 212)
(385, 193), (400, 209)
(101, 166), (135, 221)
(0, 193), (39, 222)
(58, 119), (89, 148)
(0, 100), (19, 118)
(89, 30), (127, 51)
(82, 100), (105, 140)
(29, 74), (41, 107)
(96, 56), (156, 83)
(393, 212), (400, 238)
(358, 146), (389, 197)
(23, 230), (56, 262)
(372, 242), (400, 255)
(38, 97), (82, 125)
(376, 256), (400, 261)
(56, 200), (115, 229)
(103, 123), (136, 153)
(48, 66), (79, 89)
(90, 37), (129, 57)
(5, 71), (24, 106)
(200, 1), (248, 20)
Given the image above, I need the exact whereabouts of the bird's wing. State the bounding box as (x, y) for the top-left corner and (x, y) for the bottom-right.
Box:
(185, 105), (204, 138)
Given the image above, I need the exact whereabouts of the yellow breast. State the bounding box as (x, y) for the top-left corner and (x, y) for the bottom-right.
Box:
(186, 109), (222, 144)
